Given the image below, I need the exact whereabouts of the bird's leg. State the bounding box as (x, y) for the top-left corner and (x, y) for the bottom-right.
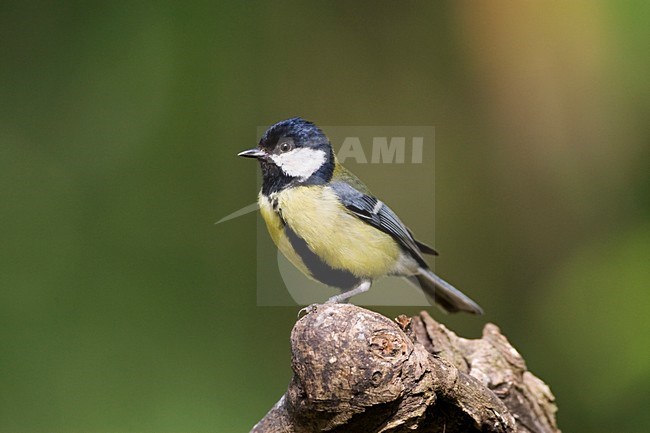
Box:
(298, 280), (372, 317)
(326, 280), (372, 304)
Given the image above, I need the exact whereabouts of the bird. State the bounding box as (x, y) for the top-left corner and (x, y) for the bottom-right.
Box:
(238, 117), (483, 314)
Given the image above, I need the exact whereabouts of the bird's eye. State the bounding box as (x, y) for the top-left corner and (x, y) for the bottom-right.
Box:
(279, 142), (292, 153)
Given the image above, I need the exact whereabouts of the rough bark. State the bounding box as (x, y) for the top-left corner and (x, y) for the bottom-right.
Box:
(251, 304), (559, 433)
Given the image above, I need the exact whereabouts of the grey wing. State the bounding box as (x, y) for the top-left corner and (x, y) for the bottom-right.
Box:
(330, 181), (429, 268)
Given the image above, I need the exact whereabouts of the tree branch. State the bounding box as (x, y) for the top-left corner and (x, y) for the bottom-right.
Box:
(251, 304), (559, 433)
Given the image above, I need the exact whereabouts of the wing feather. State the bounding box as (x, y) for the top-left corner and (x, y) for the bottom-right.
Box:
(330, 181), (431, 267)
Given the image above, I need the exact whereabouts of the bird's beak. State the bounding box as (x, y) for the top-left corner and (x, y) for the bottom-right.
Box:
(237, 148), (266, 159)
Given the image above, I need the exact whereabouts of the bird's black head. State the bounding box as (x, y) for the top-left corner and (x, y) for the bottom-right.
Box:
(238, 117), (335, 195)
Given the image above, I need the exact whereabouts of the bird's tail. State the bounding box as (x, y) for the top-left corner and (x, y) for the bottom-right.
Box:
(408, 268), (483, 315)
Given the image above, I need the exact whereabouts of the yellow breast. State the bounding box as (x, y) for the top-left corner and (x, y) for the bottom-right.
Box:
(258, 186), (401, 279)
(258, 192), (312, 278)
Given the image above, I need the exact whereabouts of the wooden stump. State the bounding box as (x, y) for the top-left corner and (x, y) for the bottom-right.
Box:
(251, 304), (559, 433)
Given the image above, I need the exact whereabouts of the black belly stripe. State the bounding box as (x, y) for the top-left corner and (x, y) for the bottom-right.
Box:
(284, 225), (360, 290)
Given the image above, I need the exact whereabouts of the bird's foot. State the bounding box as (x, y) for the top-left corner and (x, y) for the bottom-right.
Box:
(297, 304), (320, 318)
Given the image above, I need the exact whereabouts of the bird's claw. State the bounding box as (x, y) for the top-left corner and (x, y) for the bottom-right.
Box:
(297, 304), (319, 318)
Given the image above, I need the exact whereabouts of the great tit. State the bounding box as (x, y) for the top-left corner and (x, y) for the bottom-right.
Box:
(238, 117), (483, 314)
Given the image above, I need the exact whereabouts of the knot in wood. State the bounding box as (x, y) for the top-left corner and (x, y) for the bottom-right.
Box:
(369, 331), (409, 359)
(290, 304), (412, 413)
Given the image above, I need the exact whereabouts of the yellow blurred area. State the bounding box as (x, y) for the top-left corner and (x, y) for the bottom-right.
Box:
(0, 2), (648, 432)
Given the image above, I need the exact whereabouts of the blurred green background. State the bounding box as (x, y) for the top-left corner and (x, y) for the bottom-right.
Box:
(1, 1), (648, 432)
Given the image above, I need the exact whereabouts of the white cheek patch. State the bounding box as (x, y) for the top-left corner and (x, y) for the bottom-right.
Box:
(270, 148), (327, 180)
